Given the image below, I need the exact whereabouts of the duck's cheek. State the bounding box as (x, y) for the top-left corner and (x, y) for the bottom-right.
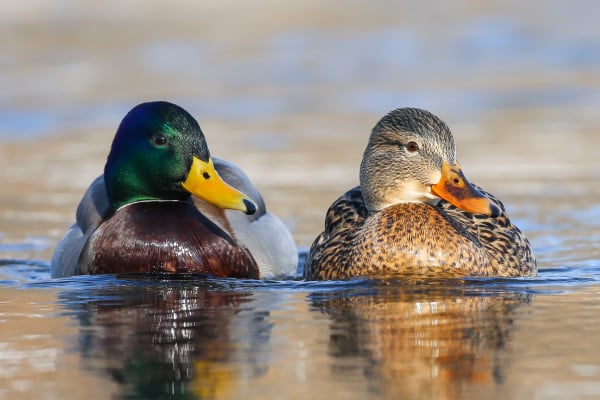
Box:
(428, 169), (442, 188)
(384, 181), (433, 205)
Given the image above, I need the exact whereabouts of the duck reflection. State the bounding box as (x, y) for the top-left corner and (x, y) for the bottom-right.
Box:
(60, 277), (272, 399)
(311, 283), (531, 399)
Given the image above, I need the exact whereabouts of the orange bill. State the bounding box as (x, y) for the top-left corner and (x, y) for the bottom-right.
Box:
(182, 156), (257, 215)
(430, 161), (500, 217)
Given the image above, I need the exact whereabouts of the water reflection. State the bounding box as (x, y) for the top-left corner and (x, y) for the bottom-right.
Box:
(311, 283), (531, 399)
(59, 277), (272, 399)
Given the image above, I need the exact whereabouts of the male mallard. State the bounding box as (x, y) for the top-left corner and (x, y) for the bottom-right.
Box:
(51, 101), (297, 279)
(304, 108), (536, 280)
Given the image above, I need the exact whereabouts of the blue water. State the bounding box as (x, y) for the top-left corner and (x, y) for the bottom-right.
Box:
(2, 258), (600, 294)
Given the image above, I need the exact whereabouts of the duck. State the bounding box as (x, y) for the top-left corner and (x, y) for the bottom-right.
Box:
(51, 101), (297, 279)
(304, 107), (536, 280)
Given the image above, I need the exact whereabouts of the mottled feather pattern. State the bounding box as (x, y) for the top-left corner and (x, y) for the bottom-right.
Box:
(304, 187), (365, 279)
(305, 185), (537, 280)
(437, 185), (536, 277)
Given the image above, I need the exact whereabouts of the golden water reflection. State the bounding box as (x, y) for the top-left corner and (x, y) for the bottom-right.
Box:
(311, 285), (530, 399)
(57, 279), (531, 400)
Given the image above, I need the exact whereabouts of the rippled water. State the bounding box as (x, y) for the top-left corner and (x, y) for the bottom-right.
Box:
(2, 1), (600, 399)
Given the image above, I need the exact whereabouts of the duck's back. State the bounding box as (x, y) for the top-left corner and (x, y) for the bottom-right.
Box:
(437, 186), (536, 277)
(79, 201), (259, 278)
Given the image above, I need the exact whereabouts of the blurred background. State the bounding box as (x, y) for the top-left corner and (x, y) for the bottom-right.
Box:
(3, 2), (600, 400)
(2, 0), (600, 256)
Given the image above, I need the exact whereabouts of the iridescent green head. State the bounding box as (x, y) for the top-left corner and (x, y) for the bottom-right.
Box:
(104, 101), (256, 214)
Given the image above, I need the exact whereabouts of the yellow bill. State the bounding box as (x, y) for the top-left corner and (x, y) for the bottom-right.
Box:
(182, 156), (257, 215)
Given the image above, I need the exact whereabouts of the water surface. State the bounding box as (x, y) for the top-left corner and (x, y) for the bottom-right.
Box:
(2, 1), (600, 399)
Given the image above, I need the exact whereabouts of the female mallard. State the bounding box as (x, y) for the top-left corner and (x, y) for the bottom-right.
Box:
(304, 108), (536, 280)
(51, 101), (297, 279)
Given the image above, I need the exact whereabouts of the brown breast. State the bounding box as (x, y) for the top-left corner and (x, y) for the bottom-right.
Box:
(349, 203), (490, 276)
(79, 201), (259, 278)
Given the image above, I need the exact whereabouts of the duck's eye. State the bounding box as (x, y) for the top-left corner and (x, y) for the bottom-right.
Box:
(406, 141), (419, 152)
(152, 133), (167, 146)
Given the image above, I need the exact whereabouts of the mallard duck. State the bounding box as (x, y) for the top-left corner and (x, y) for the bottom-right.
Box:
(51, 101), (297, 279)
(304, 107), (536, 280)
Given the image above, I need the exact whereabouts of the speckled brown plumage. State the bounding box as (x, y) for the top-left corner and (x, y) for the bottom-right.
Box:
(304, 107), (536, 280)
(304, 186), (536, 280)
(79, 201), (259, 278)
